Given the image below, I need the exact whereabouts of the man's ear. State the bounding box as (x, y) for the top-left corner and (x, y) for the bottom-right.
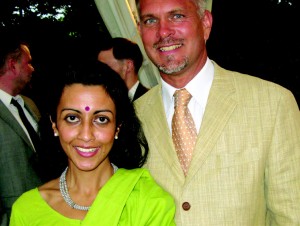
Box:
(126, 59), (135, 73)
(202, 10), (213, 41)
(137, 21), (141, 34)
(7, 58), (17, 72)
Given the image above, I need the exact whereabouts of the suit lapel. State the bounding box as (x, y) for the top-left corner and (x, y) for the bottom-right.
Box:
(22, 95), (41, 122)
(24, 102), (39, 124)
(0, 100), (34, 149)
(142, 85), (185, 182)
(187, 63), (237, 182)
(133, 83), (148, 101)
(138, 64), (238, 183)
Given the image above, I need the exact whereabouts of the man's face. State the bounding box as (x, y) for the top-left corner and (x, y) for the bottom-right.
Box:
(14, 45), (35, 89)
(98, 49), (126, 80)
(138, 0), (211, 78)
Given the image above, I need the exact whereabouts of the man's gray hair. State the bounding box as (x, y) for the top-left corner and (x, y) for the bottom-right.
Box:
(135, 0), (207, 18)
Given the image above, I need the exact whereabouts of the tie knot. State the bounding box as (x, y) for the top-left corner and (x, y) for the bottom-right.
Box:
(174, 89), (192, 108)
(11, 98), (20, 107)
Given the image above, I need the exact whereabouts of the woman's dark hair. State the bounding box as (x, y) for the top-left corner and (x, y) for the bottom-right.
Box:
(40, 61), (148, 178)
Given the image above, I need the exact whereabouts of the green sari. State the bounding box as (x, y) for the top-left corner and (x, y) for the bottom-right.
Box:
(10, 168), (176, 226)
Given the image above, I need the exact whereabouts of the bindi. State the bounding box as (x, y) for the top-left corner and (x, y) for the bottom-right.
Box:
(85, 106), (90, 111)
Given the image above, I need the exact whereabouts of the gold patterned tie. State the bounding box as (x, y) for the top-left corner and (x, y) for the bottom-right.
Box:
(172, 89), (197, 176)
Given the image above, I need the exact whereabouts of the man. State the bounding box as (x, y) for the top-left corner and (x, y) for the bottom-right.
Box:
(98, 37), (149, 101)
(0, 31), (42, 224)
(134, 0), (300, 225)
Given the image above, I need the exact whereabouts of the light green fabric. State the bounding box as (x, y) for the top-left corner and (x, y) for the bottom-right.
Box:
(10, 168), (176, 226)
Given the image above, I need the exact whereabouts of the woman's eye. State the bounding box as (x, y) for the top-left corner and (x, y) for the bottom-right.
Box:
(66, 115), (79, 123)
(96, 116), (109, 124)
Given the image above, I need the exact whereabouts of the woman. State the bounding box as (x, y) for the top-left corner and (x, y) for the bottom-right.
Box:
(10, 61), (176, 225)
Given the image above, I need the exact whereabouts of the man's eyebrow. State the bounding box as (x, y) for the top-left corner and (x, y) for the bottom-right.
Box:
(140, 8), (183, 19)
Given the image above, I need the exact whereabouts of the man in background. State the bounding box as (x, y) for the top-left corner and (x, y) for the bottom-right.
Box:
(98, 37), (148, 101)
(0, 31), (42, 224)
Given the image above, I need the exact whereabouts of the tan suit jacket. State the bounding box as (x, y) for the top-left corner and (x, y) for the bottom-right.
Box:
(134, 62), (300, 226)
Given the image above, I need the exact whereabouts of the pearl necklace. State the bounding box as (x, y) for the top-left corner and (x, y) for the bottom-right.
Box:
(59, 163), (118, 211)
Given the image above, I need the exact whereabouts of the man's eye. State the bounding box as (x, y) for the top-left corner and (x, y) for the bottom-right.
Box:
(173, 14), (184, 20)
(143, 18), (157, 25)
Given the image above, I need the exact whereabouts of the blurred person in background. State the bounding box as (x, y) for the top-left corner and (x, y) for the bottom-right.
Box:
(98, 37), (149, 101)
(0, 30), (42, 225)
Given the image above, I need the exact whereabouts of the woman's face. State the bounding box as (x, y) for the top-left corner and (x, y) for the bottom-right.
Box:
(52, 84), (119, 171)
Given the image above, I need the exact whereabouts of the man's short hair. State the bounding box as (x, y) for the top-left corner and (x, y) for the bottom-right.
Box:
(0, 29), (29, 74)
(100, 37), (143, 74)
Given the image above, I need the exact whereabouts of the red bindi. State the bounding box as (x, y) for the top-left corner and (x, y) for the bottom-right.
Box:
(85, 106), (90, 111)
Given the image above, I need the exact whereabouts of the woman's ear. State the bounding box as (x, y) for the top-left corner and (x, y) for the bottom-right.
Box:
(114, 124), (122, 140)
(50, 116), (59, 137)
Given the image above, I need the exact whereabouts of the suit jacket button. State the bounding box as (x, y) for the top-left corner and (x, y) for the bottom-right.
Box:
(182, 202), (191, 211)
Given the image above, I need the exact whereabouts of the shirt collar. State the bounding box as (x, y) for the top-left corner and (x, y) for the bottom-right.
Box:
(128, 81), (139, 101)
(162, 58), (214, 109)
(0, 89), (25, 108)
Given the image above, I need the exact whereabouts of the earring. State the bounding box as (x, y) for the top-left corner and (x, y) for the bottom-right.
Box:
(54, 132), (59, 137)
(115, 126), (121, 140)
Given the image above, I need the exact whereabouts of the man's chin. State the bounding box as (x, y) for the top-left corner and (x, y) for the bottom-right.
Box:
(157, 62), (188, 75)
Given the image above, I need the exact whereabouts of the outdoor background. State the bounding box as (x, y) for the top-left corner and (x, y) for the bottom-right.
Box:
(0, 0), (299, 113)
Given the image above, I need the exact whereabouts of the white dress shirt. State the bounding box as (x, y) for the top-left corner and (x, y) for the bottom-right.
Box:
(128, 81), (140, 101)
(161, 58), (214, 134)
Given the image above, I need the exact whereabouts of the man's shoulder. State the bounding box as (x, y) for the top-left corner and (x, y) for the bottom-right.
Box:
(21, 95), (36, 106)
(134, 84), (160, 109)
(212, 62), (297, 107)
(21, 95), (41, 120)
(213, 61), (290, 94)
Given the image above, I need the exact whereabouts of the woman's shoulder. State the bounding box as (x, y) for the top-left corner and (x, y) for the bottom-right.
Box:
(116, 168), (152, 181)
(116, 168), (172, 197)
(12, 187), (41, 212)
(115, 168), (176, 225)
(15, 187), (39, 202)
(14, 177), (59, 205)
(37, 178), (65, 211)
(39, 177), (59, 188)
